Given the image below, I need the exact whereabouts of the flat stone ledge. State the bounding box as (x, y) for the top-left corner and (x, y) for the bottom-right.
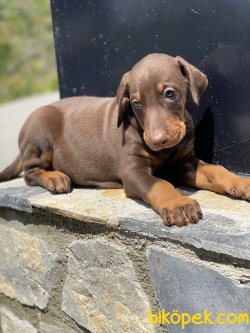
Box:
(0, 178), (250, 261)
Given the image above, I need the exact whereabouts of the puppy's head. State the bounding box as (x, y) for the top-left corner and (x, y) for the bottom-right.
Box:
(117, 53), (208, 151)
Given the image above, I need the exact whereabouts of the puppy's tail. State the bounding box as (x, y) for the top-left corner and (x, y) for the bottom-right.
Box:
(0, 154), (23, 182)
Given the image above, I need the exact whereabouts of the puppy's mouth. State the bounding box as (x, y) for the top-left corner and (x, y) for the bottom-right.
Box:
(144, 127), (185, 151)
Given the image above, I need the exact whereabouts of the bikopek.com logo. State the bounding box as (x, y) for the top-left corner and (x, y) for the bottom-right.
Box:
(148, 309), (249, 330)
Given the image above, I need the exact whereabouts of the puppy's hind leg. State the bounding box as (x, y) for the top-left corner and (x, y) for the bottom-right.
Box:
(23, 149), (72, 194)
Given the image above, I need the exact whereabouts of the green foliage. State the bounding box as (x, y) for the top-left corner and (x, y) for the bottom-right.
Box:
(0, 0), (58, 103)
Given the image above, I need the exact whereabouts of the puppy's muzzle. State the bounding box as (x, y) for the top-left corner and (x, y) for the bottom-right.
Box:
(144, 124), (186, 151)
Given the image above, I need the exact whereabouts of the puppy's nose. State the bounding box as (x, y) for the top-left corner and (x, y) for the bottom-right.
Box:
(151, 131), (169, 146)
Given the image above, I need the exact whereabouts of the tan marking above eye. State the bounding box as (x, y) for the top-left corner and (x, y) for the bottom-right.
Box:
(156, 82), (165, 94)
(133, 92), (141, 102)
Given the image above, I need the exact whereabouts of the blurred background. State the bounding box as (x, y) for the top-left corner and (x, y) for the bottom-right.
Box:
(0, 0), (57, 103)
(0, 0), (58, 170)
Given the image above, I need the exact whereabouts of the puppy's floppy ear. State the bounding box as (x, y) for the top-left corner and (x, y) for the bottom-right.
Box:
(176, 56), (208, 106)
(116, 72), (130, 127)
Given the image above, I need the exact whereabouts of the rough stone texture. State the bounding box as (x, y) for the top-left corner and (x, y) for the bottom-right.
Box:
(62, 238), (154, 333)
(147, 246), (250, 333)
(0, 178), (250, 260)
(40, 322), (75, 333)
(0, 307), (37, 333)
(0, 179), (46, 212)
(0, 225), (57, 309)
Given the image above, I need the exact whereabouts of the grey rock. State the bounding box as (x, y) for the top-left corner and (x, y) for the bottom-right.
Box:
(147, 245), (250, 333)
(0, 307), (37, 333)
(40, 322), (75, 333)
(121, 211), (250, 261)
(0, 225), (57, 309)
(0, 179), (46, 212)
(62, 238), (154, 333)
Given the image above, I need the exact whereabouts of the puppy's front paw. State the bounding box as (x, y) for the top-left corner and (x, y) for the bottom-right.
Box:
(160, 196), (203, 227)
(230, 177), (250, 200)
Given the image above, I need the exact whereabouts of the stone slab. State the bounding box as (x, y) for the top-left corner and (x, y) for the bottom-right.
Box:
(0, 225), (57, 309)
(0, 307), (37, 333)
(62, 238), (154, 333)
(0, 178), (250, 261)
(0, 179), (46, 212)
(147, 245), (250, 333)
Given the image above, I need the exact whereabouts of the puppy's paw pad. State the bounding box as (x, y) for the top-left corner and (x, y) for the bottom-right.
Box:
(231, 178), (250, 200)
(46, 173), (72, 193)
(161, 197), (202, 227)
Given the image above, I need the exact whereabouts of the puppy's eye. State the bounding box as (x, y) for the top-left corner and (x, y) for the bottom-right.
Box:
(164, 88), (176, 100)
(131, 99), (142, 110)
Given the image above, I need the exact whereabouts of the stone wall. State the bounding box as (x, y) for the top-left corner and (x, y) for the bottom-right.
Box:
(0, 178), (249, 333)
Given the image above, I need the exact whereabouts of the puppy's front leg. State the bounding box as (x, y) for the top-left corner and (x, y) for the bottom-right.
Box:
(122, 167), (202, 226)
(182, 158), (250, 200)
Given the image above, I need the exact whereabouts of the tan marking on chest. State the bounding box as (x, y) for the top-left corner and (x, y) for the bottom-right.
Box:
(138, 148), (161, 168)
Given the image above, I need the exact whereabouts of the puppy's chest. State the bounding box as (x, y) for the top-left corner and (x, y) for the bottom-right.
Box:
(140, 146), (187, 168)
(152, 150), (189, 185)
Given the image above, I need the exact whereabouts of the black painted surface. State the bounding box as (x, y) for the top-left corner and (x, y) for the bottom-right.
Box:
(50, 0), (250, 174)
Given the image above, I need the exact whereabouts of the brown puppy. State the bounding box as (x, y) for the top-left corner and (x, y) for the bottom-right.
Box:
(1, 53), (249, 226)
